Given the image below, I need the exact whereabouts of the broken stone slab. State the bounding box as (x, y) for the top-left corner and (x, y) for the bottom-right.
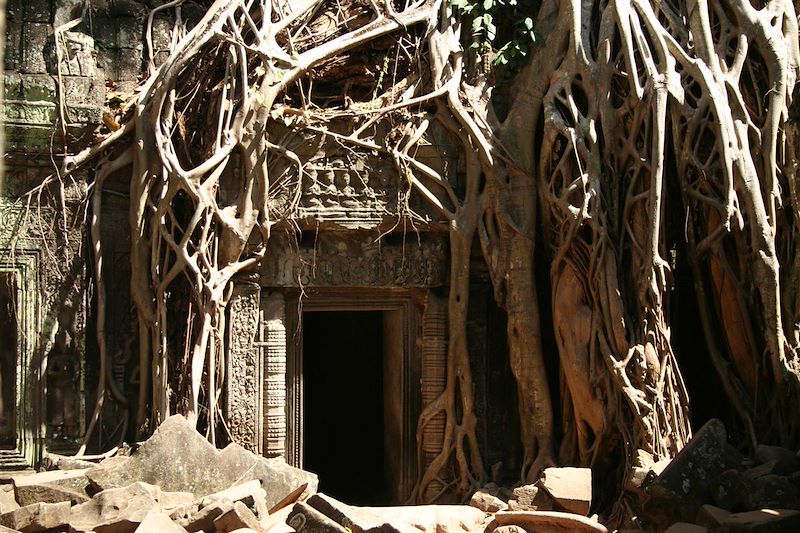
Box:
(507, 484), (554, 512)
(644, 419), (743, 527)
(494, 510), (608, 532)
(287, 501), (350, 533)
(40, 454), (97, 471)
(0, 501), (71, 532)
(305, 493), (402, 532)
(743, 474), (800, 510)
(133, 510), (188, 533)
(262, 506), (294, 533)
(0, 525), (20, 533)
(199, 479), (267, 520)
(717, 509), (800, 532)
(86, 415), (317, 508)
(172, 498), (234, 532)
(344, 503), (488, 533)
(12, 469), (90, 506)
(69, 481), (160, 533)
(695, 504), (731, 529)
(538, 467), (592, 515)
(0, 488), (20, 514)
(213, 501), (266, 533)
(469, 489), (508, 513)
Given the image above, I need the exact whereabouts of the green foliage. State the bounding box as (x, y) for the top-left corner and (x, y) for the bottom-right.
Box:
(448, 0), (541, 72)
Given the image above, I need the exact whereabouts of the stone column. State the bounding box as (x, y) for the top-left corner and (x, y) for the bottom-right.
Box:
(260, 293), (287, 458)
(420, 294), (447, 501)
(225, 282), (262, 453)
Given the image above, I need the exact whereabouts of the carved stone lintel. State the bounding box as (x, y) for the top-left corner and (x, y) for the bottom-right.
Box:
(226, 282), (262, 453)
(261, 293), (287, 458)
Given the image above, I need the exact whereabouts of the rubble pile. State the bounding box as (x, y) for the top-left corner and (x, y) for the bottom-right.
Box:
(0, 416), (607, 533)
(633, 419), (800, 532)
(0, 416), (796, 532)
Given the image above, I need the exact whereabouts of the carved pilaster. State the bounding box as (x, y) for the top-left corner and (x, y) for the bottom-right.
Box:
(225, 282), (262, 453)
(261, 293), (287, 458)
(420, 294), (447, 501)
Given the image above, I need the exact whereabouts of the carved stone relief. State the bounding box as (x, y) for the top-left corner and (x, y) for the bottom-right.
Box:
(261, 232), (447, 288)
(225, 282), (262, 453)
(420, 294), (447, 502)
(260, 293), (287, 458)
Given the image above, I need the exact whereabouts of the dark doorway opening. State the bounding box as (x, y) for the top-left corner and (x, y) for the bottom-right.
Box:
(0, 274), (17, 449)
(303, 311), (385, 505)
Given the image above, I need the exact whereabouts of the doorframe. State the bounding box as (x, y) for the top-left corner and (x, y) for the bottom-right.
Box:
(0, 249), (43, 465)
(285, 288), (423, 503)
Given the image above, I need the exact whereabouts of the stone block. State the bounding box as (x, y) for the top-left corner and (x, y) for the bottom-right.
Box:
(719, 509), (800, 532)
(91, 14), (118, 49)
(508, 484), (554, 512)
(12, 468), (90, 506)
(152, 16), (173, 52)
(116, 17), (141, 49)
(52, 0), (86, 28)
(200, 479), (267, 520)
(5, 21), (22, 71)
(743, 474), (800, 510)
(695, 504), (731, 529)
(116, 48), (143, 81)
(51, 31), (97, 77)
(538, 466), (592, 515)
(494, 510), (608, 532)
(69, 482), (160, 533)
(173, 499), (234, 532)
(20, 23), (50, 74)
(7, 0), (22, 22)
(469, 489), (508, 513)
(0, 488), (20, 514)
(213, 501), (265, 533)
(86, 416), (317, 508)
(287, 502), (349, 533)
(0, 501), (70, 532)
(22, 0), (50, 23)
(645, 419), (742, 526)
(20, 74), (56, 102)
(133, 510), (189, 533)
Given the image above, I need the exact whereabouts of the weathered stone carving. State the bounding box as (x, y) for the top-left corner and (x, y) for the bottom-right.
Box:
(261, 232), (447, 288)
(420, 294), (447, 502)
(225, 283), (262, 453)
(260, 293), (287, 458)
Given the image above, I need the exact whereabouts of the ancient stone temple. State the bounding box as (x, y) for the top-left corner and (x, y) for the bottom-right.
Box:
(0, 0), (521, 505)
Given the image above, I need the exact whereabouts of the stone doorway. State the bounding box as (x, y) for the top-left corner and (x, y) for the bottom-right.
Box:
(302, 310), (386, 505)
(0, 273), (17, 449)
(286, 289), (421, 505)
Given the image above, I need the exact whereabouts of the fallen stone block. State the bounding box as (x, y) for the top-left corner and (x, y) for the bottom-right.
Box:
(508, 484), (554, 512)
(469, 489), (508, 513)
(12, 469), (90, 506)
(755, 445), (800, 469)
(0, 488), (20, 514)
(200, 479), (267, 520)
(262, 506), (294, 533)
(69, 481), (160, 533)
(305, 493), (402, 532)
(213, 501), (265, 533)
(173, 498), (234, 532)
(287, 502), (349, 533)
(538, 467), (592, 515)
(718, 509), (800, 532)
(334, 502), (488, 533)
(743, 474), (800, 510)
(86, 415), (317, 508)
(40, 454), (97, 471)
(695, 504), (731, 529)
(494, 510), (608, 532)
(133, 510), (188, 533)
(0, 501), (70, 532)
(644, 419), (743, 527)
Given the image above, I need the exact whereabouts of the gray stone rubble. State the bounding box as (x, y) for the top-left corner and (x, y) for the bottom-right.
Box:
(3, 416), (795, 532)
